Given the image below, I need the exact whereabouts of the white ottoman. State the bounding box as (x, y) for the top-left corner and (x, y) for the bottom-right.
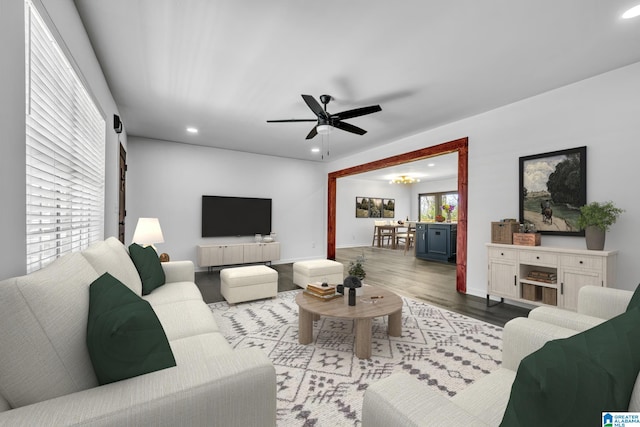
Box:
(220, 265), (278, 304)
(293, 259), (344, 288)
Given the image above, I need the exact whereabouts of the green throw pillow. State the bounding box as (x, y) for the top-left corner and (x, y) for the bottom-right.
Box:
(500, 307), (640, 427)
(626, 283), (640, 311)
(86, 272), (176, 385)
(128, 243), (166, 295)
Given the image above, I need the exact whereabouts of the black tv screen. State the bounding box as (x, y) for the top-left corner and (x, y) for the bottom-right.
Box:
(202, 196), (272, 237)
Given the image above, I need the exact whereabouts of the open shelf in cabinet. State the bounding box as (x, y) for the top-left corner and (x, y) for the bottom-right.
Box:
(519, 263), (558, 305)
(519, 281), (558, 306)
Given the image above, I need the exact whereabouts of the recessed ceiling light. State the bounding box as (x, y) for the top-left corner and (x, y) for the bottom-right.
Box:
(428, 163), (435, 167)
(311, 147), (320, 153)
(622, 4), (640, 19)
(186, 127), (198, 134)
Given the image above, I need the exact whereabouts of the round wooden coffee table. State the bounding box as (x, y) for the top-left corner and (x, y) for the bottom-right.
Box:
(295, 284), (403, 359)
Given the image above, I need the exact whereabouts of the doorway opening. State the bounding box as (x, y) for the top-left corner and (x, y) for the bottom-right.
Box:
(327, 137), (468, 293)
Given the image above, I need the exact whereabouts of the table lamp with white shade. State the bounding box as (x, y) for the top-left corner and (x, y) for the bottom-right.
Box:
(132, 218), (168, 260)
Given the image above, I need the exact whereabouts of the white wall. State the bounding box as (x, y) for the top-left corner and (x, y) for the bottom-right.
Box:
(336, 177), (412, 248)
(326, 61), (640, 297)
(126, 137), (327, 267)
(0, 0), (121, 280)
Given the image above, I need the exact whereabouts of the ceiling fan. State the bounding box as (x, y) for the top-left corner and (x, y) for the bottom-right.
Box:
(267, 94), (382, 139)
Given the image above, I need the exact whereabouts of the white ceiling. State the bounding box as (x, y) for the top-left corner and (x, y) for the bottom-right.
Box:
(345, 152), (458, 183)
(74, 0), (640, 163)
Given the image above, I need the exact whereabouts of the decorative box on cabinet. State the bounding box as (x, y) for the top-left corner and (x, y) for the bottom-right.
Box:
(522, 283), (542, 302)
(415, 223), (457, 263)
(486, 243), (617, 311)
(491, 221), (519, 244)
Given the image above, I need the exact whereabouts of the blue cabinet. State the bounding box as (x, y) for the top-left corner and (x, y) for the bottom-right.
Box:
(415, 223), (457, 263)
(415, 223), (428, 255)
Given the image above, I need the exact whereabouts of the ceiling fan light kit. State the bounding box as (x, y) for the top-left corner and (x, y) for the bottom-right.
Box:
(267, 94), (381, 140)
(316, 124), (333, 135)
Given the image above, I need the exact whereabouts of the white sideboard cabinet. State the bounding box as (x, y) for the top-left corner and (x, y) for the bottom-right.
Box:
(197, 242), (280, 269)
(487, 243), (617, 311)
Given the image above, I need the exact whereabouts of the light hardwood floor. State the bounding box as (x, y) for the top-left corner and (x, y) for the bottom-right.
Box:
(195, 246), (530, 327)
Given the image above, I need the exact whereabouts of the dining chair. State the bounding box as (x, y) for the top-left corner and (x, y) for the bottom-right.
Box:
(372, 220), (393, 247)
(397, 221), (416, 254)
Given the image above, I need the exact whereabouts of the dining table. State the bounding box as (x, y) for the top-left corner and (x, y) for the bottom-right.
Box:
(373, 224), (407, 249)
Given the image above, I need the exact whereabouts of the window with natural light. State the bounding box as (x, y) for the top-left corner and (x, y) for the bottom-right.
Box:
(419, 192), (458, 222)
(25, 0), (105, 273)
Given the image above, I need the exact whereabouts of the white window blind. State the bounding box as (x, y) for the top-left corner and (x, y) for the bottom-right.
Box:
(25, 1), (105, 273)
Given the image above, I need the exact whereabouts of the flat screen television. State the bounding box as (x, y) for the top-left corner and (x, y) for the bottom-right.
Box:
(202, 195), (272, 237)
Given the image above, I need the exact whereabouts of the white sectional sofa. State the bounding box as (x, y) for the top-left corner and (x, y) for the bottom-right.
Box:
(363, 286), (640, 426)
(0, 237), (276, 426)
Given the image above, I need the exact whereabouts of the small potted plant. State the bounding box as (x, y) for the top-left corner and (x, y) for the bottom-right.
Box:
(576, 201), (624, 250)
(348, 254), (366, 281)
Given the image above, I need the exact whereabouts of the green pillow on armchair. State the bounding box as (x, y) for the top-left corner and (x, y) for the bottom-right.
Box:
(500, 307), (640, 427)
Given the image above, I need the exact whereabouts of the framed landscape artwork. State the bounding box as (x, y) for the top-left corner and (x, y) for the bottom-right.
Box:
(519, 146), (587, 236)
(355, 197), (390, 218)
(382, 199), (395, 218)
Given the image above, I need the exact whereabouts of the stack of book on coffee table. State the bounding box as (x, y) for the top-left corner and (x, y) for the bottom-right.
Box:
(304, 283), (340, 301)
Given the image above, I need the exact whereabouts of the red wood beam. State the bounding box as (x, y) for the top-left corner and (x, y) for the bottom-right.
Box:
(327, 137), (469, 293)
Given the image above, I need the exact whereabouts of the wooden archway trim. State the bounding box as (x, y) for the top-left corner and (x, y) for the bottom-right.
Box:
(327, 137), (469, 293)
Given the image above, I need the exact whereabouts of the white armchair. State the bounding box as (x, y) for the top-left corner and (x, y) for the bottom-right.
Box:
(363, 286), (640, 426)
(528, 285), (633, 331)
(362, 317), (576, 426)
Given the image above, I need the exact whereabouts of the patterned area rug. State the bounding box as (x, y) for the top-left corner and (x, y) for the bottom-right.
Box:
(208, 290), (503, 426)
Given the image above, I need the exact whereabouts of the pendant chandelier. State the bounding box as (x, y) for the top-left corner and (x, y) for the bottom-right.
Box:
(389, 175), (420, 184)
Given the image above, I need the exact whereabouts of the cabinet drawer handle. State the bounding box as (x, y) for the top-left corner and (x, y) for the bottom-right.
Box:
(435, 231), (441, 235)
(579, 260), (583, 264)
(501, 252), (504, 256)
(536, 256), (540, 259)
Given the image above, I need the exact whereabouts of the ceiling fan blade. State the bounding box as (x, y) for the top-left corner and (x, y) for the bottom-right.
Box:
(333, 120), (367, 135)
(301, 94), (328, 120)
(331, 105), (381, 121)
(266, 119), (317, 123)
(305, 125), (318, 139)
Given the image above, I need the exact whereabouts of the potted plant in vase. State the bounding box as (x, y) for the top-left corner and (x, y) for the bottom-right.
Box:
(348, 254), (366, 281)
(576, 201), (624, 250)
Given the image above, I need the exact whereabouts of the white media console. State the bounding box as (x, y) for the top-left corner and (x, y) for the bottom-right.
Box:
(197, 242), (280, 269)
